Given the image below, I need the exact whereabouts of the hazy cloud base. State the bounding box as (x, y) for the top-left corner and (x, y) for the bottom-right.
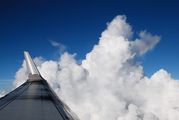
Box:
(12, 15), (179, 120)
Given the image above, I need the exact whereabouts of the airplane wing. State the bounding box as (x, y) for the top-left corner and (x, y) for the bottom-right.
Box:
(0, 51), (79, 120)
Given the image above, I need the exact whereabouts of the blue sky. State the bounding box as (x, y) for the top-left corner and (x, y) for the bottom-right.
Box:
(0, 0), (179, 90)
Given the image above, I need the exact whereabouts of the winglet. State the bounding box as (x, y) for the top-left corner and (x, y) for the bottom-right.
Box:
(24, 51), (42, 80)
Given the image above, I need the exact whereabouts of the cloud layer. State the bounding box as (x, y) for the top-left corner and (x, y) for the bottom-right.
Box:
(12, 15), (179, 120)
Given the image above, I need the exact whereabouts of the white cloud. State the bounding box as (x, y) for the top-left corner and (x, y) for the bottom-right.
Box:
(49, 40), (66, 53)
(131, 30), (161, 56)
(101, 15), (133, 40)
(0, 91), (5, 98)
(13, 60), (27, 88)
(33, 56), (44, 67)
(49, 40), (60, 46)
(12, 15), (179, 120)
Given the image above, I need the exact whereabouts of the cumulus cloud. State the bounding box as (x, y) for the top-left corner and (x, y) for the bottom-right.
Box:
(33, 56), (44, 67)
(101, 15), (133, 40)
(12, 15), (179, 120)
(13, 60), (27, 88)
